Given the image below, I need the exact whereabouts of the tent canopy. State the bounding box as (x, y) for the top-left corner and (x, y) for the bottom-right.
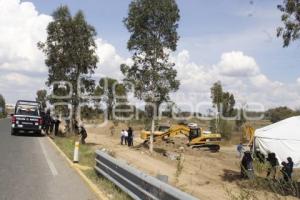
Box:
(254, 116), (300, 168)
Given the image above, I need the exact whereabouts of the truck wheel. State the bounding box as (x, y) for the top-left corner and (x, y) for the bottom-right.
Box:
(11, 129), (17, 136)
(36, 130), (42, 136)
(209, 145), (220, 152)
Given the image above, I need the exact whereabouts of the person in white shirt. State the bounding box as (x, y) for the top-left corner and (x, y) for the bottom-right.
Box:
(120, 130), (125, 145)
(124, 130), (128, 145)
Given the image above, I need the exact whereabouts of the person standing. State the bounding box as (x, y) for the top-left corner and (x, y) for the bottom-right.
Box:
(255, 150), (265, 163)
(123, 129), (128, 145)
(79, 124), (88, 144)
(44, 110), (51, 135)
(54, 115), (61, 136)
(241, 151), (254, 179)
(287, 157), (294, 180)
(237, 142), (245, 158)
(120, 130), (125, 145)
(127, 127), (133, 147)
(40, 111), (46, 131)
(49, 115), (55, 135)
(266, 152), (279, 179)
(280, 161), (289, 182)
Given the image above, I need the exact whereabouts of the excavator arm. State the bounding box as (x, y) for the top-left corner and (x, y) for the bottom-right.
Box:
(141, 125), (192, 141)
(161, 125), (190, 139)
(243, 124), (255, 147)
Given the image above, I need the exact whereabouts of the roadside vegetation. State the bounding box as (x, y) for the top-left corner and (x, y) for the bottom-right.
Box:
(53, 136), (131, 200)
(0, 94), (6, 118)
(226, 159), (300, 200)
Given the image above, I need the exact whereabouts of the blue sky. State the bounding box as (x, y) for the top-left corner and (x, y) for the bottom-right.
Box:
(28, 0), (299, 82)
(0, 0), (299, 109)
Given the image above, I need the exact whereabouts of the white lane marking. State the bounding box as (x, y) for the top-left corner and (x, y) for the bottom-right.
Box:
(39, 138), (58, 176)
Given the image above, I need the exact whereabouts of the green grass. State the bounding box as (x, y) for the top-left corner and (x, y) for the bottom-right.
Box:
(84, 169), (131, 200)
(53, 136), (132, 200)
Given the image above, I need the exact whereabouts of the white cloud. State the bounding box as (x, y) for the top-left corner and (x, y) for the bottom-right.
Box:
(94, 38), (132, 80)
(217, 51), (259, 77)
(0, 0), (52, 72)
(0, 0), (299, 111)
(171, 49), (300, 110)
(0, 0), (130, 103)
(0, 72), (45, 102)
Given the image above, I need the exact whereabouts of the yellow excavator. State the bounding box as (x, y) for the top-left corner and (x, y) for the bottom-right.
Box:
(140, 123), (222, 151)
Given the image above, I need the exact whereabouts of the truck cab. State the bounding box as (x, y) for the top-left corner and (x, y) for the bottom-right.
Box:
(11, 100), (43, 135)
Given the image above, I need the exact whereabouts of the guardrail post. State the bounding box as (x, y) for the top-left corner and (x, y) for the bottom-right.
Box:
(73, 141), (79, 163)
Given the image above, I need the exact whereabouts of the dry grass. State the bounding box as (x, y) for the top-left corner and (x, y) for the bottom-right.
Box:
(53, 136), (132, 200)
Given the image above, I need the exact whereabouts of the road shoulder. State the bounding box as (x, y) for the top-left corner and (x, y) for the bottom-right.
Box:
(46, 136), (109, 200)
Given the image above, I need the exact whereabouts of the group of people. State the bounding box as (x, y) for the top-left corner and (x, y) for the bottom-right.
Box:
(42, 110), (61, 136)
(239, 147), (294, 183)
(266, 153), (294, 182)
(120, 127), (134, 147)
(41, 110), (88, 144)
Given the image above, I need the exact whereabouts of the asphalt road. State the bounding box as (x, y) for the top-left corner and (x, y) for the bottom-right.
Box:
(0, 118), (97, 200)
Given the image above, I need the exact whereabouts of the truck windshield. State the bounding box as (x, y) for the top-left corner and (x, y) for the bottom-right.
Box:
(16, 106), (39, 116)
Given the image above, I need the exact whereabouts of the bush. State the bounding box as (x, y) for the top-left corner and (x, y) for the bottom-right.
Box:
(220, 120), (233, 140)
(265, 106), (300, 123)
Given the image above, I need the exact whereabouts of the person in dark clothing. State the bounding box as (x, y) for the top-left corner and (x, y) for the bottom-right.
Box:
(255, 150), (265, 163)
(73, 120), (79, 135)
(287, 157), (294, 179)
(49, 116), (55, 134)
(281, 161), (289, 182)
(127, 127), (133, 147)
(79, 124), (88, 144)
(40, 111), (46, 131)
(266, 152), (279, 179)
(44, 110), (51, 135)
(241, 151), (254, 179)
(54, 116), (60, 136)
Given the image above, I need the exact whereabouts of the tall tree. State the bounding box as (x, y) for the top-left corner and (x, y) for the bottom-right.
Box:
(210, 81), (235, 138)
(210, 81), (235, 117)
(222, 92), (235, 117)
(94, 77), (127, 120)
(277, 0), (300, 47)
(36, 89), (47, 110)
(0, 94), (6, 118)
(210, 81), (223, 114)
(38, 6), (98, 128)
(121, 0), (180, 152)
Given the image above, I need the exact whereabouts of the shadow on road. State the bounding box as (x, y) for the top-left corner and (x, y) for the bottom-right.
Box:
(12, 132), (45, 137)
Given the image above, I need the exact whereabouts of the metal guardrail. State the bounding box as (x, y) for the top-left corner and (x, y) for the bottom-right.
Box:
(95, 150), (199, 200)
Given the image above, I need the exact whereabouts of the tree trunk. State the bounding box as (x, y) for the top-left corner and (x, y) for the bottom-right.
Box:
(71, 73), (80, 135)
(71, 99), (78, 135)
(156, 102), (160, 118)
(149, 117), (155, 153)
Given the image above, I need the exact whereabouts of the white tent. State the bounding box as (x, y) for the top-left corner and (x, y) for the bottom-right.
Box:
(254, 116), (300, 168)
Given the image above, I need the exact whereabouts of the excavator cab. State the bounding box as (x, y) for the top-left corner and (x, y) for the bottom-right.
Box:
(187, 123), (200, 141)
(189, 128), (200, 141)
